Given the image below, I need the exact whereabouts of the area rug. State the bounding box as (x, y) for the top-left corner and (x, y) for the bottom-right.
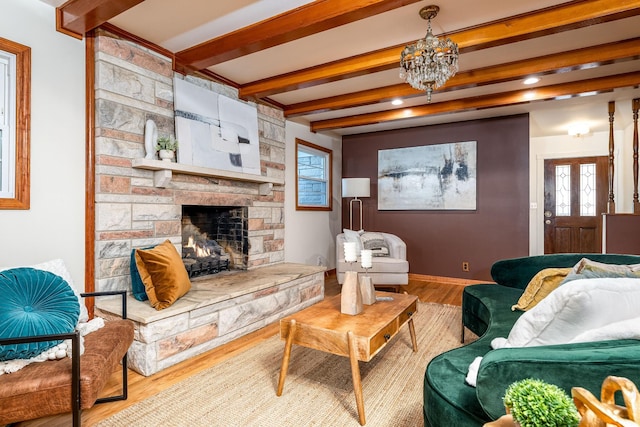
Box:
(98, 302), (465, 427)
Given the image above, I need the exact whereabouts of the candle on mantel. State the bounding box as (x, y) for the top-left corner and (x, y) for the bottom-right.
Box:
(361, 249), (373, 269)
(344, 242), (357, 263)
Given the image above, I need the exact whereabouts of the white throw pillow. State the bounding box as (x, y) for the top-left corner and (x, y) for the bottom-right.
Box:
(342, 228), (364, 255)
(0, 259), (89, 323)
(569, 317), (640, 343)
(504, 277), (640, 347)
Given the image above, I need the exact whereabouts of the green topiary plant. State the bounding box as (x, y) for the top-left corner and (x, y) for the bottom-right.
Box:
(155, 136), (178, 152)
(503, 378), (580, 427)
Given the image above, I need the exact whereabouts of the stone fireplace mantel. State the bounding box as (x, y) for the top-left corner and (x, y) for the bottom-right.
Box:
(132, 158), (285, 189)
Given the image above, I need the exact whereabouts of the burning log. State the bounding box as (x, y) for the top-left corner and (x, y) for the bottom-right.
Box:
(182, 234), (231, 278)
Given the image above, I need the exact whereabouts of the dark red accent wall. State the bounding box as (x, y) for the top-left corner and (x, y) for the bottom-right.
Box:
(342, 114), (530, 281)
(603, 214), (640, 255)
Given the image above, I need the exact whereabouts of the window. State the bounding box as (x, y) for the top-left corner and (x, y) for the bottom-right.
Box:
(580, 163), (596, 216)
(296, 138), (332, 210)
(555, 162), (598, 217)
(1, 51), (15, 198)
(555, 164), (570, 216)
(0, 37), (30, 210)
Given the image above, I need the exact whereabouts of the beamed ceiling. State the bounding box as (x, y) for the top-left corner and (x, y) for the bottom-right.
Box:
(51, 0), (640, 137)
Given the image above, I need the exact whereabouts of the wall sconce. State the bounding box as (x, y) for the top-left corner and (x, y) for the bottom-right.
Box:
(568, 122), (590, 137)
(342, 178), (370, 230)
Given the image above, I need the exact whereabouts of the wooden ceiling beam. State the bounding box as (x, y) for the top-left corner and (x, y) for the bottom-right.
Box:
(285, 37), (640, 117)
(310, 72), (640, 132)
(175, 0), (423, 70)
(56, 0), (144, 39)
(241, 0), (640, 99)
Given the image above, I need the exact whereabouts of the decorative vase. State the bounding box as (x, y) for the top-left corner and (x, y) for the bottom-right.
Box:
(144, 119), (157, 159)
(359, 274), (376, 305)
(341, 271), (363, 315)
(158, 149), (174, 162)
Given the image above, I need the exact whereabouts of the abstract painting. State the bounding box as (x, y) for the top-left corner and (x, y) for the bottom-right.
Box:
(378, 141), (477, 210)
(174, 78), (261, 175)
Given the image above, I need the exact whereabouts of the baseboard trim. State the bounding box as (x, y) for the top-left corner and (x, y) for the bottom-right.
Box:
(325, 269), (491, 285)
(409, 273), (492, 286)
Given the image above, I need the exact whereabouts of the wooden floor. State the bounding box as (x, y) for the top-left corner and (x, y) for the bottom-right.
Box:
(16, 274), (465, 427)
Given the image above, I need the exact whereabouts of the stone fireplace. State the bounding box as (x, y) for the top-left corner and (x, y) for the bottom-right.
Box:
(92, 29), (326, 377)
(181, 205), (248, 277)
(92, 28), (287, 295)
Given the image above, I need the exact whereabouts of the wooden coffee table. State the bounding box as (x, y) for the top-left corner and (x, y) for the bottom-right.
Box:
(276, 291), (418, 425)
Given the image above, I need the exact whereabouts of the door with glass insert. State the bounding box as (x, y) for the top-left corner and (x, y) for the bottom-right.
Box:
(543, 157), (607, 253)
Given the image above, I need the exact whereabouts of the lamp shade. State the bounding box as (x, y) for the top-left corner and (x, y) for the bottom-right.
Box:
(342, 178), (370, 198)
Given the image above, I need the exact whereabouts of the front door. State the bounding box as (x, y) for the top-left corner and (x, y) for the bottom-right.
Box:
(543, 156), (608, 253)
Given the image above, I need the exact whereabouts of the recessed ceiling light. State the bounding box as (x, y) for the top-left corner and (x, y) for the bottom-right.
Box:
(523, 77), (540, 85)
(391, 99), (404, 106)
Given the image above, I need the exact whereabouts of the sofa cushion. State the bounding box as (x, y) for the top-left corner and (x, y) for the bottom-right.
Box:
(134, 240), (191, 310)
(504, 277), (640, 348)
(511, 267), (571, 311)
(0, 268), (80, 361)
(337, 255), (408, 275)
(476, 339), (640, 421)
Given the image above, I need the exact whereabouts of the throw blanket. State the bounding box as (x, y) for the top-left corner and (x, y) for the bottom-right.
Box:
(0, 317), (105, 375)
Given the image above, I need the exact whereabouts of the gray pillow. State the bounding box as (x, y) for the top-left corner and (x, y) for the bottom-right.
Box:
(561, 257), (640, 284)
(360, 232), (390, 257)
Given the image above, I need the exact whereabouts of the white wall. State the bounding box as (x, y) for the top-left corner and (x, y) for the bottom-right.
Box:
(1, 0), (86, 291)
(529, 129), (626, 255)
(617, 99), (638, 214)
(284, 121), (342, 269)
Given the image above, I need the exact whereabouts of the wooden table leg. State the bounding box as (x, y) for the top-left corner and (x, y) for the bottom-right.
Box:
(347, 330), (366, 425)
(408, 317), (418, 352)
(277, 319), (296, 396)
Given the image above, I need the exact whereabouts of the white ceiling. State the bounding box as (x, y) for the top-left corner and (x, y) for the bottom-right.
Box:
(51, 0), (640, 137)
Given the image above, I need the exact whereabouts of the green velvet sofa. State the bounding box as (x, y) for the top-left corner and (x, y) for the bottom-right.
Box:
(423, 253), (640, 427)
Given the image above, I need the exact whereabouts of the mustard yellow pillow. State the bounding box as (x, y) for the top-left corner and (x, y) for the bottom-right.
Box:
(134, 240), (191, 310)
(511, 267), (572, 311)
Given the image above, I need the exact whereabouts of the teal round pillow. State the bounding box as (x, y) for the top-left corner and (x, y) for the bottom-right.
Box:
(0, 267), (80, 361)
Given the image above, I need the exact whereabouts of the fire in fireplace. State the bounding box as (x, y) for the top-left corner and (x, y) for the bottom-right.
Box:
(182, 228), (230, 278)
(181, 205), (248, 278)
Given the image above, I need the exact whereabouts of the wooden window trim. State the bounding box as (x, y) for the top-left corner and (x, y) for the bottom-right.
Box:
(0, 37), (30, 210)
(295, 138), (333, 211)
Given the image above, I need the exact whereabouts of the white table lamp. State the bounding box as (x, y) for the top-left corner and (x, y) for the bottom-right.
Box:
(342, 178), (370, 230)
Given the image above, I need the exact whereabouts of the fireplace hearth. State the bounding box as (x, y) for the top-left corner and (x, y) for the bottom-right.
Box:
(182, 205), (248, 278)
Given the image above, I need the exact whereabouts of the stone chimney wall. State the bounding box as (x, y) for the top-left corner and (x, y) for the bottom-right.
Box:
(93, 29), (286, 293)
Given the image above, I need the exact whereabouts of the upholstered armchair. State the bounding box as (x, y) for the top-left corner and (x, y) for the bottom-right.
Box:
(0, 264), (134, 427)
(336, 231), (409, 287)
